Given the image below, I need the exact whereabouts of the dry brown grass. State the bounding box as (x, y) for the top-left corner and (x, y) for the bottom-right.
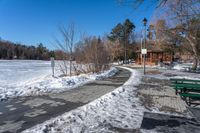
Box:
(146, 70), (162, 75)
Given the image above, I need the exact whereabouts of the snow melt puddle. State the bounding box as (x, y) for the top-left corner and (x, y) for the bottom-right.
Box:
(0, 65), (118, 100)
(23, 67), (145, 133)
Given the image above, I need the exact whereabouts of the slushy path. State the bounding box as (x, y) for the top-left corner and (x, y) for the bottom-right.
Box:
(0, 67), (131, 133)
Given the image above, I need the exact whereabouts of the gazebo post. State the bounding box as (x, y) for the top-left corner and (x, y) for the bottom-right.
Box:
(150, 52), (152, 64)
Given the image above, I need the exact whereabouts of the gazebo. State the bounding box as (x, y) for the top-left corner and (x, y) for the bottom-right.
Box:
(136, 41), (173, 65)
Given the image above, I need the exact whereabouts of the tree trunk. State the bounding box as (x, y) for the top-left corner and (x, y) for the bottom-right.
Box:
(186, 36), (198, 70)
(70, 50), (72, 77)
(192, 57), (198, 70)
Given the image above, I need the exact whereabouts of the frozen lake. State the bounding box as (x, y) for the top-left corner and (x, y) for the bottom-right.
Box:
(0, 60), (52, 88)
(0, 60), (117, 100)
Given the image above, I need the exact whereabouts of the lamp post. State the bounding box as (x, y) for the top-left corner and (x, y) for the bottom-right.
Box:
(143, 18), (147, 75)
(124, 27), (127, 64)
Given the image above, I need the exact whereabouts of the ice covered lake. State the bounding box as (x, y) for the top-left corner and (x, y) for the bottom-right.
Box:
(0, 60), (52, 88)
(0, 60), (117, 100)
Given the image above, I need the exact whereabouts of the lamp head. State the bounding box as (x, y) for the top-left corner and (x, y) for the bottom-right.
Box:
(143, 18), (147, 26)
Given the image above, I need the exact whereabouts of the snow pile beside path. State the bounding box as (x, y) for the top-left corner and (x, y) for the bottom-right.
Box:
(170, 76), (200, 80)
(173, 64), (185, 70)
(173, 63), (191, 71)
(0, 67), (118, 100)
(23, 67), (145, 133)
(90, 68), (119, 80)
(172, 63), (200, 71)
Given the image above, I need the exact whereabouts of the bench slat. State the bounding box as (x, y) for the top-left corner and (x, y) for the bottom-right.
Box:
(170, 78), (200, 83)
(173, 83), (200, 89)
(179, 93), (200, 98)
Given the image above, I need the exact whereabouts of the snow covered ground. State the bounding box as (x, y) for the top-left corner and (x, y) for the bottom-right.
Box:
(172, 62), (199, 71)
(150, 63), (200, 80)
(154, 62), (200, 71)
(0, 60), (117, 100)
(23, 67), (145, 133)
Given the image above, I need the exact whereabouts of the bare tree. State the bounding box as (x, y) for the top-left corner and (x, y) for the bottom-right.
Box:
(55, 23), (75, 76)
(105, 39), (123, 62)
(118, 0), (183, 8)
(74, 36), (111, 73)
(119, 0), (200, 69)
(155, 0), (200, 69)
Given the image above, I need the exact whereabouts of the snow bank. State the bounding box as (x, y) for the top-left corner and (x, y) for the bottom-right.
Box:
(173, 63), (192, 71)
(0, 63), (118, 100)
(23, 67), (145, 133)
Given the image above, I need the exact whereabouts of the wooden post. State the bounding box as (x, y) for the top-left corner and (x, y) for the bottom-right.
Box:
(138, 53), (141, 65)
(150, 52), (152, 63)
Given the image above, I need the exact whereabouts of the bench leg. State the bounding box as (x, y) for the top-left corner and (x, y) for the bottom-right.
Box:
(188, 98), (191, 106)
(181, 96), (186, 100)
(183, 88), (186, 93)
(186, 97), (191, 106)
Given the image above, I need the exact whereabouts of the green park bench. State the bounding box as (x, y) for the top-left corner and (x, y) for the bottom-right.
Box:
(179, 93), (200, 106)
(170, 78), (200, 106)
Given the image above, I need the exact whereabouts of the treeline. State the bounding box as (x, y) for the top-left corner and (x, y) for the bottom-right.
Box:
(74, 36), (110, 72)
(0, 40), (55, 60)
(54, 19), (138, 75)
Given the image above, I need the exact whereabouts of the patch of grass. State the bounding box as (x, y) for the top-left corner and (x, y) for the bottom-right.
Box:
(146, 70), (162, 75)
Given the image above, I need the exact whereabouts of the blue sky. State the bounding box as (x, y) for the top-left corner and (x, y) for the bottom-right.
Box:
(0, 0), (156, 49)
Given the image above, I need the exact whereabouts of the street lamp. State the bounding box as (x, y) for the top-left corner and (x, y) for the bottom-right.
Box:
(143, 18), (147, 26)
(124, 27), (127, 64)
(142, 18), (147, 75)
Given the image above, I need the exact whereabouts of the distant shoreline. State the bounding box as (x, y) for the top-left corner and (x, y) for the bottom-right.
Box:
(0, 59), (51, 61)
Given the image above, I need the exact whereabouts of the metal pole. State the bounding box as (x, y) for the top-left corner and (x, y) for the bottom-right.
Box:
(144, 25), (146, 75)
(52, 66), (54, 77)
(144, 55), (145, 74)
(51, 57), (55, 77)
(141, 38), (143, 66)
(125, 41), (127, 64)
(124, 30), (127, 64)
(124, 40), (126, 64)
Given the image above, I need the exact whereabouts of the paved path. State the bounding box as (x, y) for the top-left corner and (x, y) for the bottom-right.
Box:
(0, 67), (130, 133)
(141, 112), (200, 133)
(136, 69), (200, 133)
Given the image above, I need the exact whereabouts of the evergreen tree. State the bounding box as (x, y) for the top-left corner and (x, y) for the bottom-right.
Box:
(107, 19), (135, 63)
